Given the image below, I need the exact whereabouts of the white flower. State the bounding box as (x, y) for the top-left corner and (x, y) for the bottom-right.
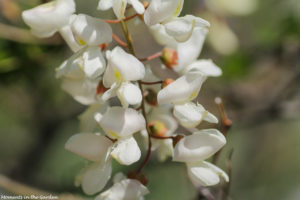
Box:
(56, 46), (106, 105)
(95, 107), (146, 139)
(183, 59), (222, 77)
(187, 161), (229, 186)
(173, 129), (226, 162)
(157, 72), (206, 105)
(163, 15), (210, 43)
(173, 102), (218, 128)
(22, 0), (75, 38)
(98, 0), (145, 20)
(65, 133), (142, 194)
(96, 178), (149, 200)
(71, 14), (112, 46)
(144, 0), (184, 26)
(101, 47), (145, 107)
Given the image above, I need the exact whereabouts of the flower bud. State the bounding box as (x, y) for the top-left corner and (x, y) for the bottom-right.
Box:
(160, 48), (178, 69)
(147, 120), (168, 137)
(144, 89), (158, 106)
(161, 78), (174, 89)
(97, 80), (109, 95)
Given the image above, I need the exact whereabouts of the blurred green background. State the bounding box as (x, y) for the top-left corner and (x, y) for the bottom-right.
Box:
(0, 0), (300, 199)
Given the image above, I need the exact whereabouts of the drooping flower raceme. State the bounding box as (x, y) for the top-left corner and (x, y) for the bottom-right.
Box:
(22, 0), (230, 198)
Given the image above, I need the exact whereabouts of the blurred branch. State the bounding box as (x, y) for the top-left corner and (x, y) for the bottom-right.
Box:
(0, 174), (82, 199)
(0, 22), (61, 45)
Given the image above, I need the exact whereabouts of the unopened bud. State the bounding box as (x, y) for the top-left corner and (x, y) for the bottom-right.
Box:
(160, 48), (178, 69)
(147, 120), (168, 137)
(96, 80), (109, 95)
(98, 43), (108, 51)
(162, 78), (174, 88)
(145, 89), (158, 106)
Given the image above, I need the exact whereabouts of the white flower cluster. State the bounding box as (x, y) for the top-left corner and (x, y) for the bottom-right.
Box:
(22, 0), (228, 199)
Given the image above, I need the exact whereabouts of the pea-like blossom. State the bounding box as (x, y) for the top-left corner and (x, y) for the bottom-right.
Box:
(95, 175), (149, 200)
(56, 46), (106, 105)
(101, 46), (145, 107)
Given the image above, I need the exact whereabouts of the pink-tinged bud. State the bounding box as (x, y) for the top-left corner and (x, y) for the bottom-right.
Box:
(147, 120), (168, 137)
(96, 80), (109, 95)
(160, 48), (178, 69)
(145, 89), (158, 106)
(161, 78), (174, 89)
(98, 43), (108, 51)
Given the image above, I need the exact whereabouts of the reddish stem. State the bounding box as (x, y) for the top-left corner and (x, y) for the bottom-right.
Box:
(139, 52), (162, 62)
(112, 33), (128, 47)
(104, 13), (139, 24)
(150, 135), (174, 140)
(140, 80), (163, 85)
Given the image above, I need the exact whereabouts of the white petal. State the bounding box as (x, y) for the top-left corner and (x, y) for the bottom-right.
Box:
(117, 82), (142, 108)
(149, 24), (177, 47)
(99, 107), (146, 138)
(157, 139), (174, 162)
(71, 14), (112, 46)
(113, 0), (127, 20)
(98, 0), (114, 10)
(184, 59), (222, 77)
(81, 160), (112, 195)
(96, 179), (149, 200)
(101, 82), (119, 102)
(144, 0), (184, 26)
(173, 129), (226, 162)
(111, 137), (141, 165)
(103, 59), (117, 88)
(61, 78), (98, 105)
(65, 133), (113, 162)
(128, 0), (145, 14)
(173, 102), (218, 128)
(22, 0), (75, 38)
(82, 46), (106, 79)
(164, 15), (210, 43)
(59, 24), (81, 52)
(157, 72), (206, 105)
(175, 27), (208, 73)
(187, 161), (229, 186)
(108, 46), (145, 82)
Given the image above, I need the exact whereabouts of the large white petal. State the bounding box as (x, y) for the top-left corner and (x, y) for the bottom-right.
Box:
(173, 102), (218, 128)
(175, 27), (208, 73)
(117, 82), (142, 108)
(22, 0), (75, 38)
(173, 129), (226, 162)
(65, 133), (113, 162)
(59, 24), (81, 52)
(111, 137), (141, 165)
(157, 72), (206, 105)
(82, 46), (106, 79)
(144, 0), (184, 26)
(149, 24), (177, 47)
(108, 47), (145, 82)
(98, 0), (114, 10)
(184, 59), (222, 77)
(96, 179), (149, 200)
(81, 160), (112, 195)
(61, 78), (98, 105)
(99, 107), (146, 138)
(164, 15), (210, 43)
(113, 0), (127, 20)
(187, 161), (229, 186)
(71, 14), (112, 46)
(128, 0), (145, 14)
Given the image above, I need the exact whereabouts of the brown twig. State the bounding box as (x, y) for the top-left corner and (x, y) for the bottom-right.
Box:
(112, 33), (128, 47)
(140, 80), (163, 85)
(104, 13), (139, 24)
(139, 52), (162, 62)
